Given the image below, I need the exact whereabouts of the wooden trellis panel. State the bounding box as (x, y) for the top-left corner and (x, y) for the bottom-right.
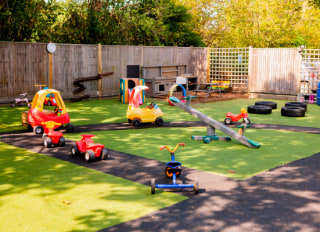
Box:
(208, 48), (249, 88)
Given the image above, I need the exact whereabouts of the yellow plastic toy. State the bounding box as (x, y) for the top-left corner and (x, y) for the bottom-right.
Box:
(126, 86), (164, 127)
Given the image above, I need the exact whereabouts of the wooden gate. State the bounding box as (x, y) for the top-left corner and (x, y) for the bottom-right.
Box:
(248, 48), (301, 98)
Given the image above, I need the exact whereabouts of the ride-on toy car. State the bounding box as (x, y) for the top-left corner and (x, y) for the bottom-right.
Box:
(22, 88), (74, 134)
(127, 86), (164, 127)
(41, 121), (65, 148)
(151, 143), (199, 194)
(71, 134), (109, 162)
(224, 108), (251, 125)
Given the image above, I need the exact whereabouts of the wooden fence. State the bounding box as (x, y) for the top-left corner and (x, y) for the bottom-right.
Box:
(0, 42), (207, 103)
(1, 42), (319, 103)
(248, 48), (302, 99)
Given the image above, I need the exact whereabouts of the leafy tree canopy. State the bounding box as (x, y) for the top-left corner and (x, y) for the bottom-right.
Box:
(0, 0), (205, 47)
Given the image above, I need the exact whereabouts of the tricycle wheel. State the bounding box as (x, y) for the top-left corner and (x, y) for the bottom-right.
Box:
(155, 117), (164, 126)
(133, 119), (141, 127)
(43, 136), (52, 148)
(165, 167), (181, 179)
(84, 150), (95, 162)
(194, 180), (199, 194)
(243, 118), (251, 125)
(151, 179), (156, 194)
(100, 148), (109, 160)
(34, 125), (44, 135)
(59, 137), (66, 147)
(224, 117), (232, 125)
(71, 145), (79, 156)
(65, 123), (74, 133)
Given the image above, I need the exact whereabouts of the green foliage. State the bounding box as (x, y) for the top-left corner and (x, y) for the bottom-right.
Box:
(0, 0), (204, 47)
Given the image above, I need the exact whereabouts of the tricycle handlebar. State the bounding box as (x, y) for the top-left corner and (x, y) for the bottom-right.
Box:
(160, 143), (185, 153)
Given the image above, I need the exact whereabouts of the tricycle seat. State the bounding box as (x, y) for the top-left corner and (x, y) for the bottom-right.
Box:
(166, 161), (181, 168)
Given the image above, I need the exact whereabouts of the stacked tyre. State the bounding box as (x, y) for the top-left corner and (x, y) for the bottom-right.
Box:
(247, 101), (277, 114)
(281, 102), (306, 117)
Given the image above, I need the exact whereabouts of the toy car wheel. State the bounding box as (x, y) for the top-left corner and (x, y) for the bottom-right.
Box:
(43, 136), (52, 148)
(133, 119), (141, 127)
(84, 150), (95, 162)
(34, 125), (44, 134)
(155, 117), (164, 126)
(243, 118), (251, 124)
(100, 148), (109, 160)
(151, 178), (156, 194)
(194, 180), (199, 194)
(71, 145), (79, 156)
(165, 166), (181, 179)
(224, 117), (232, 125)
(59, 137), (66, 147)
(65, 123), (74, 133)
(27, 124), (33, 132)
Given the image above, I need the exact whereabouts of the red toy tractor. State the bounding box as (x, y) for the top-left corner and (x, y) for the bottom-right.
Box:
(224, 108), (251, 125)
(71, 134), (108, 162)
(41, 121), (65, 148)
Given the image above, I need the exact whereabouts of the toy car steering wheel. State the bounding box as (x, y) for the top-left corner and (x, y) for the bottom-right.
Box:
(54, 106), (62, 115)
(148, 102), (155, 109)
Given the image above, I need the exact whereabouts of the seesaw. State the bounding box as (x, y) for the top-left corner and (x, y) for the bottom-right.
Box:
(169, 96), (261, 149)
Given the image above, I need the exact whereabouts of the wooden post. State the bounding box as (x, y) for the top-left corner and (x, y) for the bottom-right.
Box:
(98, 43), (102, 99)
(48, 53), (52, 88)
(207, 47), (211, 82)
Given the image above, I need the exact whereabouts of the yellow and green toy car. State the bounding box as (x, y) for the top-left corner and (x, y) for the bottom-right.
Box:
(127, 86), (164, 127)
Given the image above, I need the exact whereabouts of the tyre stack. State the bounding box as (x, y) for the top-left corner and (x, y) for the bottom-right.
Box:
(247, 101), (277, 114)
(281, 102), (306, 117)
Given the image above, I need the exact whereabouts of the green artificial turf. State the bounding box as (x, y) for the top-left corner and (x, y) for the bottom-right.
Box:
(65, 127), (320, 180)
(0, 142), (187, 232)
(1, 97), (320, 133)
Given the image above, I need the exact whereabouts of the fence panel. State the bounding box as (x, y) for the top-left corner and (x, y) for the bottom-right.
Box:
(249, 48), (300, 96)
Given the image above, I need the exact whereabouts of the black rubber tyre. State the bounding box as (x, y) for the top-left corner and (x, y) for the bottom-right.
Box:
(59, 137), (65, 147)
(247, 105), (272, 114)
(34, 125), (44, 134)
(224, 117), (232, 125)
(281, 106), (305, 117)
(155, 117), (164, 126)
(151, 179), (156, 194)
(133, 119), (141, 127)
(71, 145), (79, 156)
(165, 166), (181, 179)
(255, 101), (277, 109)
(65, 123), (74, 133)
(43, 136), (52, 148)
(100, 148), (109, 160)
(194, 180), (199, 194)
(285, 102), (307, 112)
(84, 150), (95, 162)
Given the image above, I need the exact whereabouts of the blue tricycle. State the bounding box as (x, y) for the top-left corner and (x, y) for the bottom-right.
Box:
(151, 143), (199, 194)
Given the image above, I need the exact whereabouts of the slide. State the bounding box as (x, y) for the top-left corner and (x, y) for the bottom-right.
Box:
(169, 96), (261, 149)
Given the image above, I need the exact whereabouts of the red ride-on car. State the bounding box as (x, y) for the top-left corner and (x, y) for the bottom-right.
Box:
(41, 121), (65, 148)
(224, 108), (251, 125)
(71, 134), (108, 162)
